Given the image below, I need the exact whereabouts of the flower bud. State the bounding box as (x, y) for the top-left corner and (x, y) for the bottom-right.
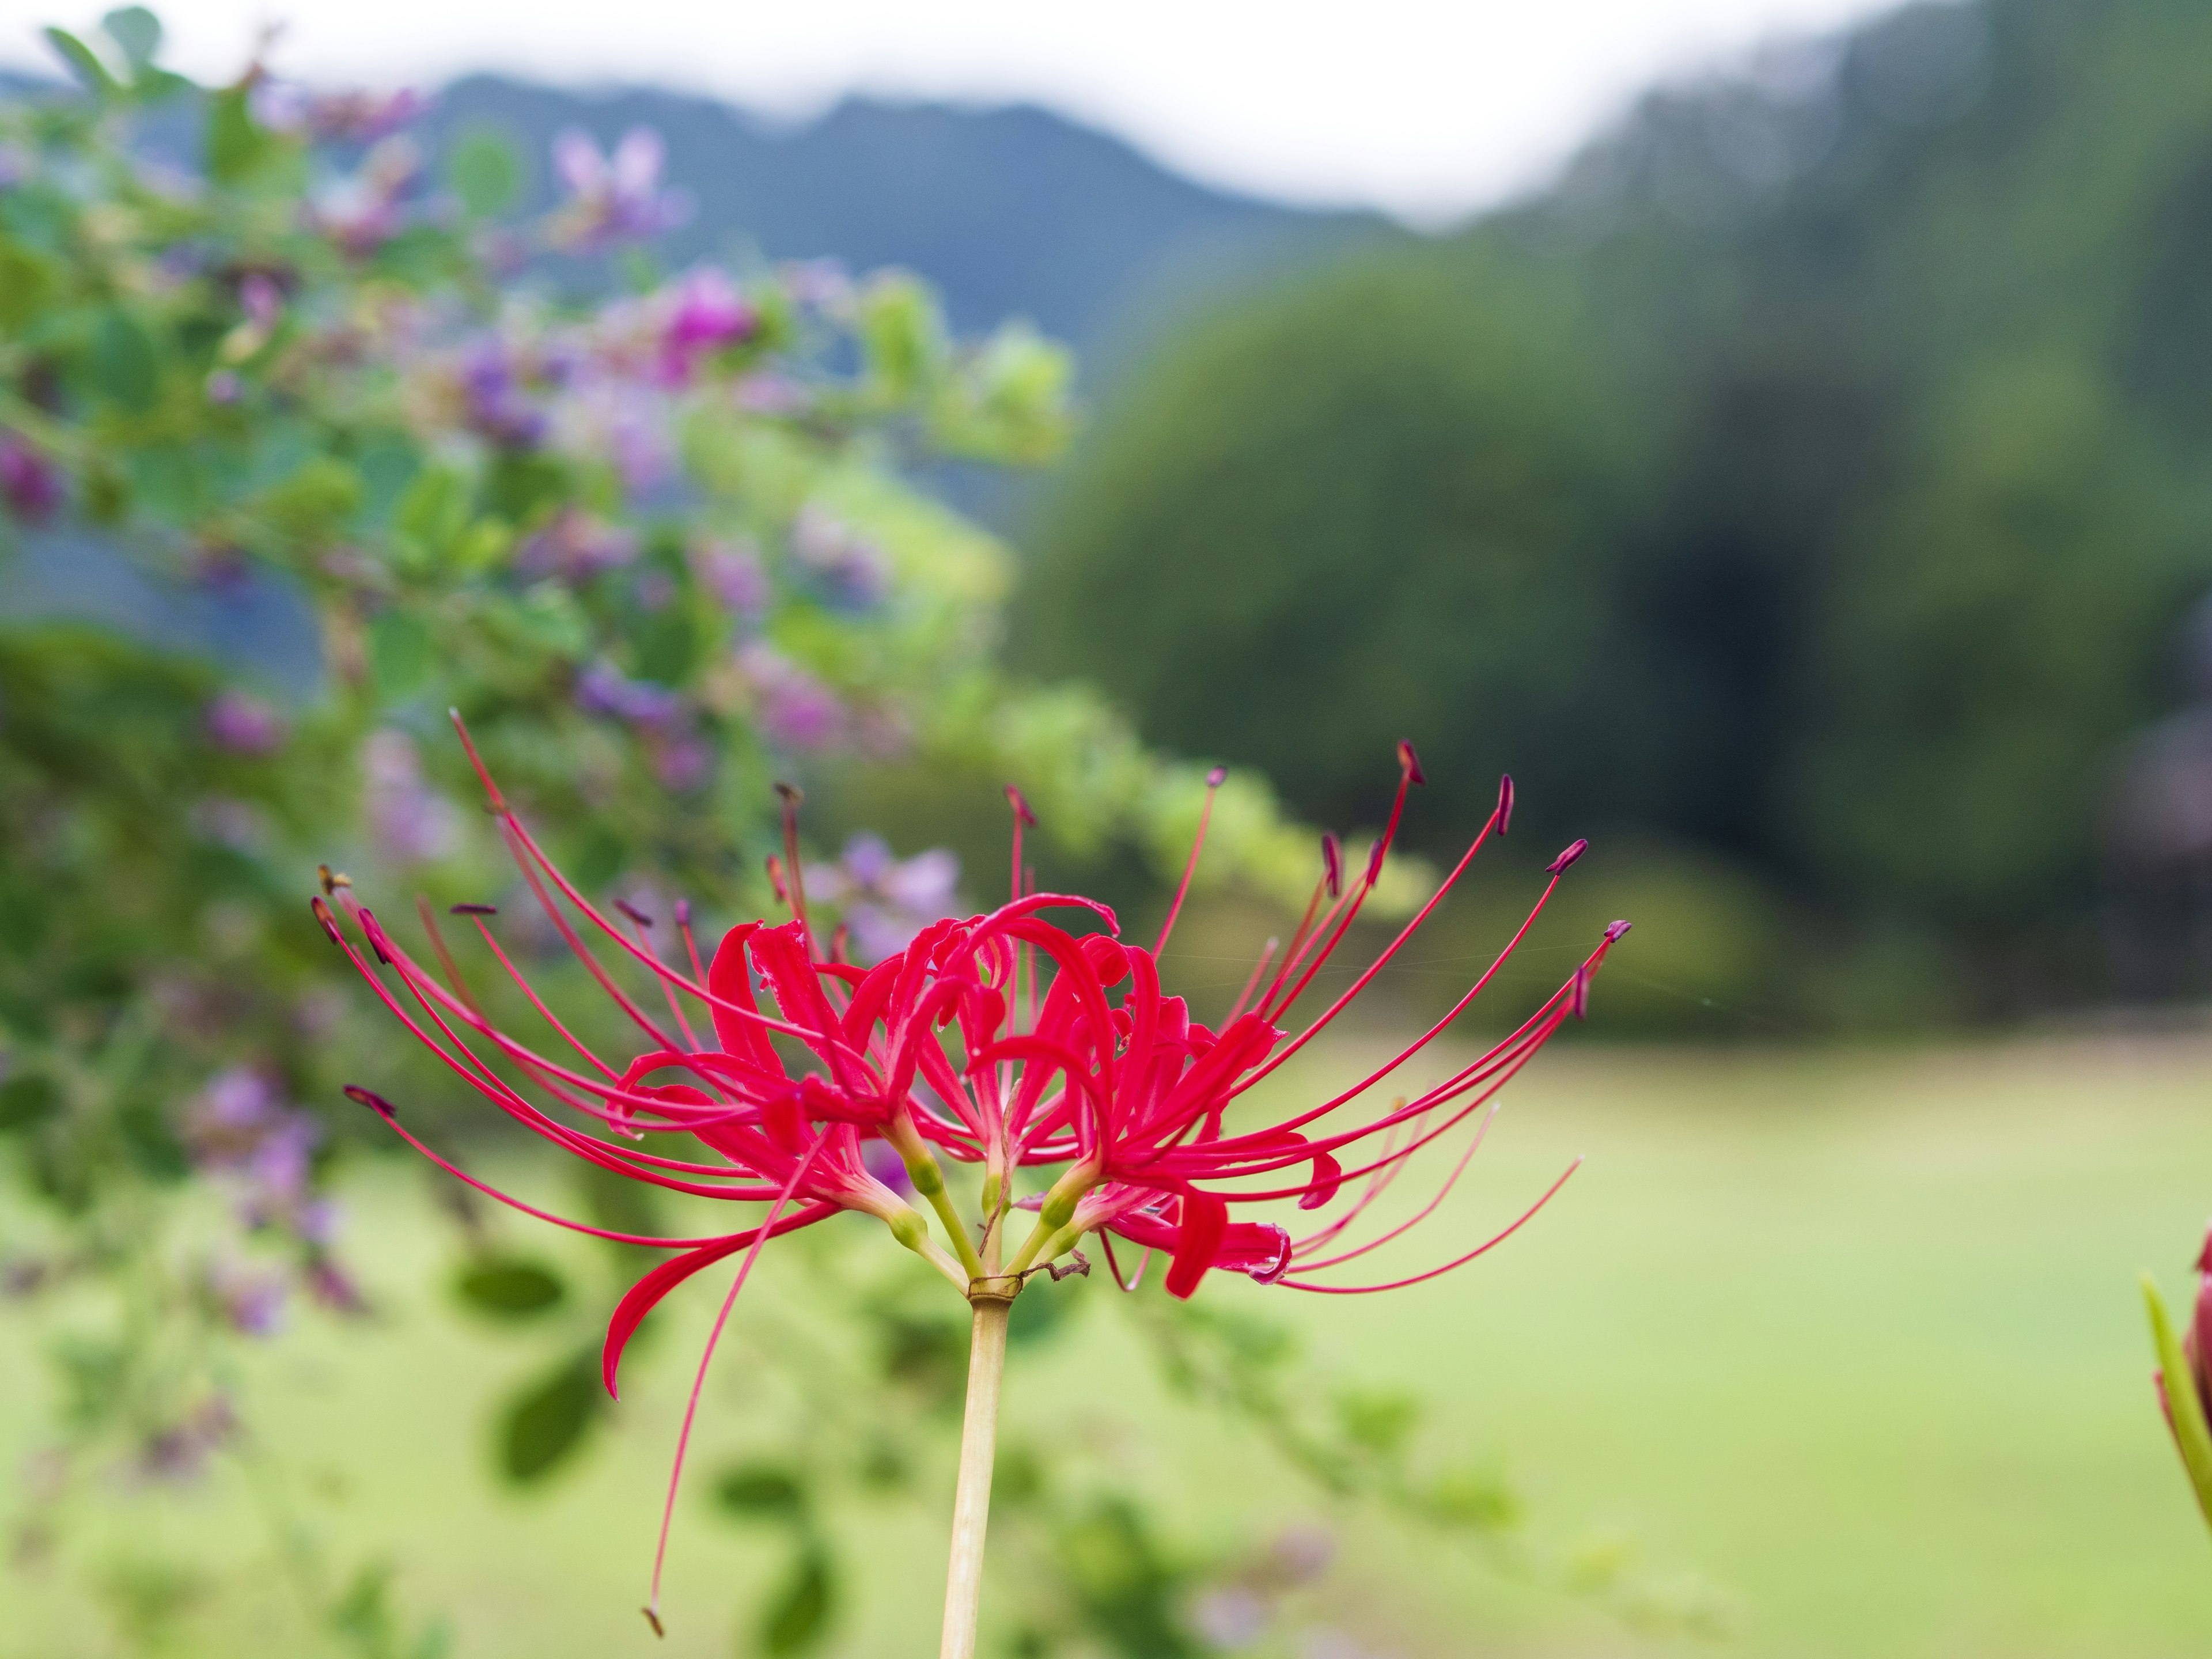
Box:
(887, 1207), (930, 1253)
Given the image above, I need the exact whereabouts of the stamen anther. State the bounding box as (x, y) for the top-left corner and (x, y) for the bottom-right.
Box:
(1547, 838), (1588, 874)
(1497, 774), (1514, 834)
(343, 1084), (397, 1119)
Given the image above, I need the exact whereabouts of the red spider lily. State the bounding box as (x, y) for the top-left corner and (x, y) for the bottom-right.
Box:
(318, 717), (1625, 1616)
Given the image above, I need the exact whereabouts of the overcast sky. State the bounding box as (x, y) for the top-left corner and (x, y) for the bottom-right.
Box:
(10, 1), (1906, 222)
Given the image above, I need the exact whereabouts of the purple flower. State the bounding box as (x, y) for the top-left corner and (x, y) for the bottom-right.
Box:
(657, 266), (756, 384)
(790, 505), (889, 611)
(0, 431), (62, 523)
(516, 509), (639, 582)
(240, 271), (283, 330)
(363, 729), (463, 865)
(691, 537), (770, 621)
(649, 730), (713, 793)
(138, 1396), (237, 1483)
(183, 1066), (329, 1238)
(737, 645), (847, 753)
(546, 127), (691, 252)
(204, 689), (286, 755)
(253, 82), (427, 145)
(810, 832), (960, 963)
(310, 137), (420, 256)
(575, 661), (684, 729)
(458, 339), (547, 448)
(860, 1137), (914, 1196)
(304, 1253), (369, 1316)
(209, 1261), (288, 1336)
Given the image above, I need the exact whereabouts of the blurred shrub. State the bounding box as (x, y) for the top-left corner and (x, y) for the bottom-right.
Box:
(1018, 0), (2212, 1020)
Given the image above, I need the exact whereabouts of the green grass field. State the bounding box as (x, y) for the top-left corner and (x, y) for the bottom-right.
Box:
(7, 1031), (2212, 1657)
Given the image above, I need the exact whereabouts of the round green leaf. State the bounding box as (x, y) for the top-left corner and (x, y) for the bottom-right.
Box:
(454, 1257), (567, 1319)
(497, 1349), (600, 1484)
(756, 1547), (835, 1656)
(713, 1460), (807, 1521)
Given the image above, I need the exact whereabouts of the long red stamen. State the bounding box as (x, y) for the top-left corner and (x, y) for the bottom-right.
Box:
(647, 1130), (830, 1624)
(1154, 765), (1226, 955)
(1276, 1156), (1581, 1293)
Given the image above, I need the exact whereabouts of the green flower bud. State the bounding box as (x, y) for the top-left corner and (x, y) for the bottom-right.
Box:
(888, 1207), (930, 1252)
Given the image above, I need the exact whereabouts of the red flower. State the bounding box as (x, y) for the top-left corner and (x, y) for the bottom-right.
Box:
(320, 718), (1624, 1609)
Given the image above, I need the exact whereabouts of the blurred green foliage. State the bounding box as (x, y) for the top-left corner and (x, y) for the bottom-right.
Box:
(1018, 0), (2212, 1023)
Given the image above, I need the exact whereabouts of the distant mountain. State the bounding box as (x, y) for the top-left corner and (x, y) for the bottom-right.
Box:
(426, 77), (1391, 368)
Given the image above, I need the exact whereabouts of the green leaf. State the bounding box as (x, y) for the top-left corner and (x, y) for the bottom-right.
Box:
(100, 8), (161, 71)
(448, 127), (521, 218)
(713, 1460), (808, 1521)
(858, 275), (946, 403)
(756, 1546), (835, 1656)
(43, 28), (118, 96)
(2143, 1274), (2212, 1532)
(0, 1072), (61, 1132)
(450, 517), (513, 573)
(496, 1348), (600, 1484)
(258, 457), (363, 540)
(368, 611), (434, 698)
(1424, 1464), (1521, 1532)
(396, 465), (472, 558)
(206, 86), (271, 184)
(0, 243), (58, 332)
(92, 309), (160, 412)
(453, 1257), (567, 1320)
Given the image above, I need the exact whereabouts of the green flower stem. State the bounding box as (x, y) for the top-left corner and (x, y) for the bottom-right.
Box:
(909, 1156), (988, 1282)
(940, 1277), (1020, 1659)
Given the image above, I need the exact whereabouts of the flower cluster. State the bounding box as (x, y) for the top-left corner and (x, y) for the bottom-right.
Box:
(181, 1065), (364, 1327)
(323, 722), (1626, 1603)
(545, 127), (692, 252)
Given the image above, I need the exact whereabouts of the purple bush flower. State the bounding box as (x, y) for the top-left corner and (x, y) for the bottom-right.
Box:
(790, 505), (890, 611)
(183, 1066), (326, 1237)
(138, 1395), (237, 1483)
(310, 137), (420, 256)
(737, 644), (847, 752)
(575, 661), (684, 729)
(458, 339), (548, 448)
(810, 832), (960, 963)
(0, 431), (62, 523)
(657, 266), (756, 384)
(204, 689), (286, 755)
(362, 729), (462, 865)
(253, 82), (427, 145)
(516, 508), (639, 582)
(208, 1261), (288, 1336)
(546, 127), (691, 252)
(691, 536), (770, 622)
